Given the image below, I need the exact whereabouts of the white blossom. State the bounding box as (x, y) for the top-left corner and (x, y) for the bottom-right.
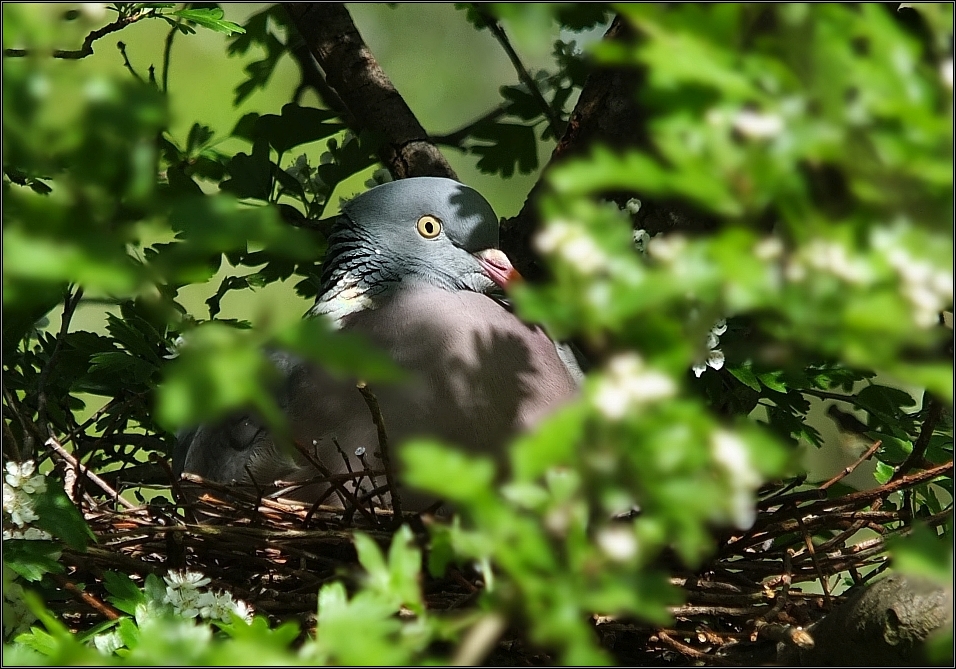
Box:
(93, 629), (124, 654)
(160, 569), (253, 624)
(229, 598), (255, 624)
(534, 220), (609, 275)
(711, 430), (762, 530)
(3, 484), (39, 527)
(163, 570), (212, 620)
(596, 525), (638, 562)
(632, 229), (650, 255)
(693, 319), (727, 378)
(754, 236), (784, 261)
(803, 239), (872, 284)
(163, 334), (186, 360)
(3, 571), (36, 638)
(732, 110), (784, 139)
(647, 234), (687, 262)
(874, 229), (953, 328)
(624, 198), (642, 216)
(592, 353), (676, 420)
(78, 4), (108, 21)
(3, 527), (52, 541)
(4, 460), (46, 494)
(941, 59), (953, 90)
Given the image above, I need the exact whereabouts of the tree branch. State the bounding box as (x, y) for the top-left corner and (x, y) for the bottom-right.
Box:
(4, 11), (149, 59)
(892, 396), (943, 482)
(475, 8), (564, 139)
(284, 3), (456, 180)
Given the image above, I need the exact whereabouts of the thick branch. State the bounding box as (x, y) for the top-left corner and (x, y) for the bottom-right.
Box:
(284, 3), (456, 180)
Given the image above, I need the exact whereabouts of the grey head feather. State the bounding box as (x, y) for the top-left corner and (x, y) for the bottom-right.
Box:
(310, 177), (500, 325)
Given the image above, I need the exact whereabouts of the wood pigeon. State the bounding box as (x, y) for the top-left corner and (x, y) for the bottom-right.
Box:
(173, 177), (580, 512)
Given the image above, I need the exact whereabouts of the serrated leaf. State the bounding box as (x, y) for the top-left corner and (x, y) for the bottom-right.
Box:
(103, 571), (146, 616)
(3, 540), (64, 581)
(470, 122), (539, 177)
(256, 104), (344, 154)
(729, 364), (761, 391)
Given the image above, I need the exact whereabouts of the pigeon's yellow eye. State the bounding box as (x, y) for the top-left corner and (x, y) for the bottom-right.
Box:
(416, 215), (442, 239)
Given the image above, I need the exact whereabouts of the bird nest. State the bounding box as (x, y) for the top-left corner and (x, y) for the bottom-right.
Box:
(52, 439), (952, 666)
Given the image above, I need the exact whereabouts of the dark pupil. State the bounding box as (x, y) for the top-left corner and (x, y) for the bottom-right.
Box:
(425, 222), (434, 234)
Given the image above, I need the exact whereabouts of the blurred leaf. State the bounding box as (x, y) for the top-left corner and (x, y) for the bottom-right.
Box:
(890, 524), (952, 585)
(402, 440), (496, 505)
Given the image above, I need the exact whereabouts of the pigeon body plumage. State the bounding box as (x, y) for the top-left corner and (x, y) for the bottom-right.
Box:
(173, 177), (578, 511)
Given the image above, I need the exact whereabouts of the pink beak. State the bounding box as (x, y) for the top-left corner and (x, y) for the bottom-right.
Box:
(473, 248), (522, 288)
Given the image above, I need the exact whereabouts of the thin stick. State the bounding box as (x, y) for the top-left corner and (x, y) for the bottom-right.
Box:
(161, 22), (178, 93)
(115, 41), (142, 81)
(656, 631), (733, 665)
(46, 437), (137, 510)
(356, 382), (403, 521)
(50, 573), (121, 620)
(820, 440), (882, 490)
(796, 515), (832, 607)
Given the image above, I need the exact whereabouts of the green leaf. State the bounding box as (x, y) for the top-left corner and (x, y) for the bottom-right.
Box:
(103, 571), (147, 616)
(3, 540), (64, 581)
(470, 122), (539, 177)
(728, 364), (761, 391)
(171, 8), (246, 35)
(757, 371), (788, 393)
(255, 104), (344, 154)
(32, 480), (95, 550)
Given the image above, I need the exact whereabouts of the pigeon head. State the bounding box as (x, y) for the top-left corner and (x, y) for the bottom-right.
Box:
(313, 177), (519, 323)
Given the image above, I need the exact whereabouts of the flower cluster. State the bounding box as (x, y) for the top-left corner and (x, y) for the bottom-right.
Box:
(592, 353), (676, 421)
(285, 153), (327, 196)
(162, 570), (254, 624)
(873, 229), (953, 329)
(2, 460), (51, 540)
